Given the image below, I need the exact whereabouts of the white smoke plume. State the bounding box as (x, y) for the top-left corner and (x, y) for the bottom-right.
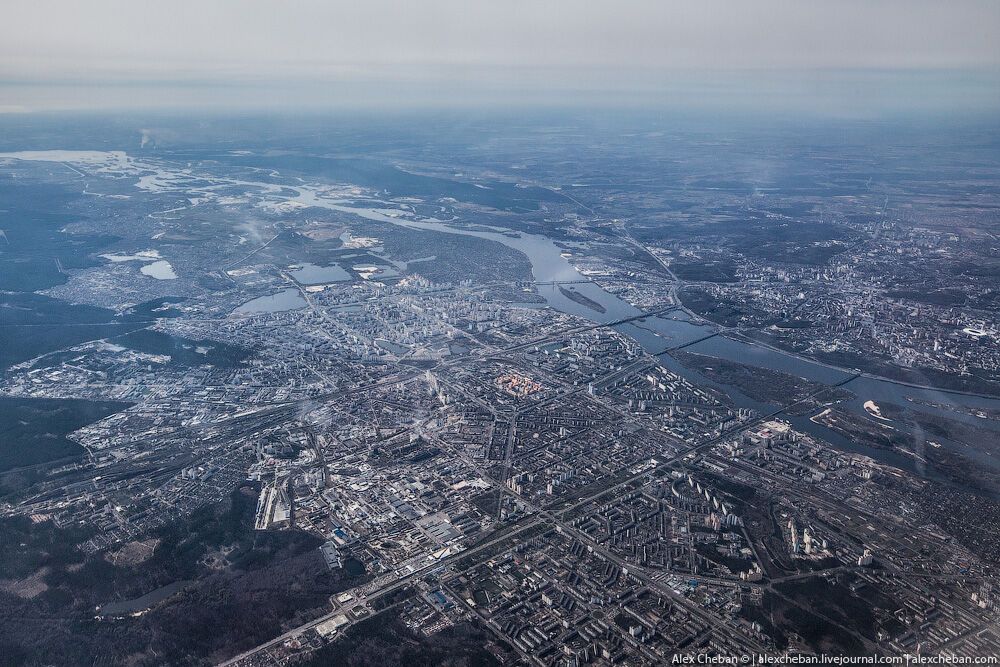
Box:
(236, 218), (268, 243)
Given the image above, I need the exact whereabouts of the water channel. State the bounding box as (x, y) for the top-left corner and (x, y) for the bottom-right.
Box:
(313, 198), (1000, 478)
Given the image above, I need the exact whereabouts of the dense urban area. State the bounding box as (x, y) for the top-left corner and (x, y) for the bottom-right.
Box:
(1, 113), (999, 665)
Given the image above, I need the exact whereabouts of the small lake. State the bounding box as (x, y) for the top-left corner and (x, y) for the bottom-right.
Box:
(234, 288), (307, 314)
(290, 262), (352, 284)
(97, 580), (192, 616)
(140, 260), (178, 280)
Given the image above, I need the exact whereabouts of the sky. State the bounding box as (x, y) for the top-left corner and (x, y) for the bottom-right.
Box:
(2, 0), (999, 113)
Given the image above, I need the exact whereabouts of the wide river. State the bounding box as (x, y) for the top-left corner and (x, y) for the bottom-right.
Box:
(315, 198), (1000, 479)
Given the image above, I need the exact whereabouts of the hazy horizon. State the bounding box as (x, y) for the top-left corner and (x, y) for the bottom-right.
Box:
(3, 0), (1000, 116)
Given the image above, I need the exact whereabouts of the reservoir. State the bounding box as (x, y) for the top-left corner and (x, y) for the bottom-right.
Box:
(290, 262), (352, 284)
(234, 288), (307, 314)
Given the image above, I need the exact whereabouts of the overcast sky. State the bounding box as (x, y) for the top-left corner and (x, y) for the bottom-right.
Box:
(3, 0), (999, 112)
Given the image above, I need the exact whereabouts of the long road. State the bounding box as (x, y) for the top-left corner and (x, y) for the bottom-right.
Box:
(16, 217), (981, 660)
(216, 516), (545, 667)
(553, 372), (861, 520)
(217, 372), (859, 665)
(223, 232), (282, 271)
(423, 418), (766, 653)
